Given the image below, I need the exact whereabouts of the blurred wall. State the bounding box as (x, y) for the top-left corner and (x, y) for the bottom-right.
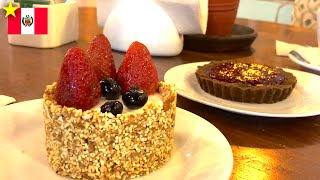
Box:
(237, 0), (293, 25)
(76, 0), (96, 7)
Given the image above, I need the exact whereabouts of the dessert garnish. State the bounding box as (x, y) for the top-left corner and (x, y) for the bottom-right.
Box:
(54, 47), (101, 110)
(100, 100), (123, 115)
(122, 87), (148, 109)
(100, 78), (121, 100)
(87, 34), (117, 80)
(209, 62), (285, 86)
(117, 41), (159, 95)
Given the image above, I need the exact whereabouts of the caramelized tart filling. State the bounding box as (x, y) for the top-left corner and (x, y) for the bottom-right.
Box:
(209, 62), (285, 86)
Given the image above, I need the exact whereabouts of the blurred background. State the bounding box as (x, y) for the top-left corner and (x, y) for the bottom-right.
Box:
(1, 0), (318, 29)
(75, 0), (95, 7)
(69, 0), (316, 29)
(74, 0), (295, 25)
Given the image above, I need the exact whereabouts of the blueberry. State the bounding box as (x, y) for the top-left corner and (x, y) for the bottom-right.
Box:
(122, 87), (148, 109)
(100, 78), (121, 100)
(100, 101), (123, 116)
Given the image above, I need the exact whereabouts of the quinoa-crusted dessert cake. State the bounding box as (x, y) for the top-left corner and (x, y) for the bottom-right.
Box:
(195, 60), (297, 103)
(43, 36), (176, 179)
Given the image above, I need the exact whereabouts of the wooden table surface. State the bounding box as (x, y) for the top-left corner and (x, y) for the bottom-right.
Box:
(1, 8), (320, 179)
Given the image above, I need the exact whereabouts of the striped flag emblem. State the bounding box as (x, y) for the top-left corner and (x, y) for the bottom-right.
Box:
(8, 8), (48, 35)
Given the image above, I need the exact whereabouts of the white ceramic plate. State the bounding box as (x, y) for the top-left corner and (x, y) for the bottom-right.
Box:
(288, 47), (320, 73)
(164, 62), (320, 118)
(0, 99), (233, 180)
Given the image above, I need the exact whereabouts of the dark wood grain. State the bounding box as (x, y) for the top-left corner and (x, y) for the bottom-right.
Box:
(0, 8), (320, 179)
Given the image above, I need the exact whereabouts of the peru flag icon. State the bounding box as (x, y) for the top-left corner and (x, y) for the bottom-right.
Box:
(8, 8), (48, 35)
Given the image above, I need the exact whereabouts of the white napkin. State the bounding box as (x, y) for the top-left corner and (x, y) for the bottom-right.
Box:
(292, 47), (320, 66)
(156, 0), (208, 34)
(276, 40), (320, 69)
(0, 95), (16, 107)
(275, 40), (305, 56)
(97, 0), (208, 34)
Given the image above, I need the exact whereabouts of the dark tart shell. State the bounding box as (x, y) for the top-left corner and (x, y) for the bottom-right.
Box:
(195, 61), (297, 103)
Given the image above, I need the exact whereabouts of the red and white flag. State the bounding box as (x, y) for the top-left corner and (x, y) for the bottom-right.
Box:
(8, 8), (48, 35)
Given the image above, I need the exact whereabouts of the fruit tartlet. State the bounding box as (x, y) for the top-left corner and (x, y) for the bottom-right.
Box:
(195, 60), (297, 103)
(43, 35), (176, 179)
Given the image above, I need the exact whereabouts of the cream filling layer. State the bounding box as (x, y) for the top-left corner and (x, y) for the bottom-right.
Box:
(93, 93), (163, 113)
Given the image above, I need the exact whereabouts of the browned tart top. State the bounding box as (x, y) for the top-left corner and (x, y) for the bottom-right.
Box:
(209, 62), (285, 86)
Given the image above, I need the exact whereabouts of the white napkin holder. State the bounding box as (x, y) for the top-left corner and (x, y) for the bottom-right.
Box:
(104, 0), (183, 56)
(97, 0), (208, 34)
(8, 1), (78, 48)
(97, 0), (208, 56)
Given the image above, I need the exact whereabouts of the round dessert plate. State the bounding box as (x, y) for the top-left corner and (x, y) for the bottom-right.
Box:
(0, 99), (233, 180)
(164, 62), (320, 118)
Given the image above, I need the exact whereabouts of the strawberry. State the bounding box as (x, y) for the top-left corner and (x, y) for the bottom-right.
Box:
(87, 34), (116, 80)
(117, 41), (158, 95)
(55, 47), (101, 110)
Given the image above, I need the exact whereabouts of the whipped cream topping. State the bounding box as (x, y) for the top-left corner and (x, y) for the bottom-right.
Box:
(93, 93), (163, 113)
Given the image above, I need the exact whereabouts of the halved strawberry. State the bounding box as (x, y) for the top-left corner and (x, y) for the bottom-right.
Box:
(87, 34), (116, 80)
(55, 47), (101, 110)
(117, 41), (158, 95)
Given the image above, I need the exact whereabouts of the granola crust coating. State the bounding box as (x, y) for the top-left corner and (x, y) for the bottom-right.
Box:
(43, 82), (176, 180)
